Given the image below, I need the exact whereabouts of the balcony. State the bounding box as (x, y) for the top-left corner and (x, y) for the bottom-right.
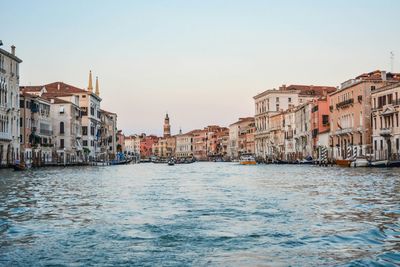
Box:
(39, 129), (53, 136)
(334, 127), (352, 135)
(380, 128), (392, 137)
(0, 132), (12, 141)
(336, 98), (354, 109)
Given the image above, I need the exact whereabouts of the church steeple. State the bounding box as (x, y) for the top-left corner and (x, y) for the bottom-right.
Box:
(95, 76), (100, 96)
(88, 70), (93, 92)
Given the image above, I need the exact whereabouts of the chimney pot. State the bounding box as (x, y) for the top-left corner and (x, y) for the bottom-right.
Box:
(11, 45), (15, 55)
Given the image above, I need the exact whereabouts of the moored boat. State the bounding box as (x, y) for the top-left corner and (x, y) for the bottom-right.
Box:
(239, 154), (257, 165)
(370, 160), (389, 167)
(336, 159), (352, 167)
(350, 157), (370, 167)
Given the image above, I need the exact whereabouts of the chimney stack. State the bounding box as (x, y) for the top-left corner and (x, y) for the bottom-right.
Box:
(11, 45), (15, 55)
(381, 71), (387, 81)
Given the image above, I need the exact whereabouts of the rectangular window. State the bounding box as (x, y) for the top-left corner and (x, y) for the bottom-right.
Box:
(396, 114), (399, 127)
(322, 115), (329, 125)
(82, 126), (88, 135)
(276, 97), (279, 103)
(288, 97), (291, 103)
(380, 140), (383, 150)
(276, 104), (280, 111)
(60, 139), (64, 149)
(397, 138), (399, 151)
(90, 107), (94, 116)
(374, 118), (377, 129)
(83, 140), (88, 146)
(374, 140), (377, 151)
(90, 127), (95, 136)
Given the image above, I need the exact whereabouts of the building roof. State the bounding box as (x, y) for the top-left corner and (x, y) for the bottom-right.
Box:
(371, 81), (400, 95)
(0, 47), (22, 63)
(229, 117), (255, 127)
(21, 82), (102, 101)
(253, 84), (336, 99)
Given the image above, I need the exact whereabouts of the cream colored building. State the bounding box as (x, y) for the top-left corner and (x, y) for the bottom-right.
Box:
(176, 131), (193, 158)
(228, 117), (255, 159)
(100, 109), (117, 160)
(294, 102), (313, 159)
(48, 96), (83, 163)
(253, 84), (335, 160)
(0, 45), (22, 166)
(371, 82), (400, 160)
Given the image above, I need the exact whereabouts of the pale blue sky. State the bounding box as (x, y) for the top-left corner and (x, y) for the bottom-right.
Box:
(2, 0), (400, 135)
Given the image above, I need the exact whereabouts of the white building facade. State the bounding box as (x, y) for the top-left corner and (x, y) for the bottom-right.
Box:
(0, 45), (22, 166)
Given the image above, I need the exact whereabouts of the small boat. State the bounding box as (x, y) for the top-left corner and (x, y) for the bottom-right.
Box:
(388, 160), (400, 167)
(370, 160), (388, 167)
(13, 160), (30, 171)
(239, 154), (257, 165)
(335, 159), (352, 167)
(350, 157), (370, 167)
(298, 156), (313, 165)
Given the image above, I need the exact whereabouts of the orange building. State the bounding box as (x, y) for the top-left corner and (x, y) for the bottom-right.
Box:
(329, 70), (400, 159)
(140, 135), (159, 159)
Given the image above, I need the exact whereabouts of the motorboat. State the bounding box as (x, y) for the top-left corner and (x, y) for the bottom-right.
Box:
(350, 157), (370, 167)
(239, 154), (257, 165)
(370, 160), (389, 167)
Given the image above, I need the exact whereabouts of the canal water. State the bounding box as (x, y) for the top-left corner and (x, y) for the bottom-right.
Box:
(0, 163), (399, 266)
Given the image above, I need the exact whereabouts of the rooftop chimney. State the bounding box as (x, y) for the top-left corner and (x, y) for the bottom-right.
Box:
(11, 45), (15, 55)
(381, 71), (387, 81)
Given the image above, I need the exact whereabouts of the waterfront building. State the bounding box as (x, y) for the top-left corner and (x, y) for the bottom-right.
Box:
(228, 117), (255, 159)
(371, 82), (400, 160)
(19, 92), (53, 165)
(0, 45), (22, 166)
(283, 109), (296, 161)
(176, 131), (194, 158)
(192, 129), (208, 161)
(205, 125), (229, 160)
(124, 134), (141, 158)
(116, 130), (125, 153)
(47, 96), (83, 163)
(100, 109), (117, 160)
(294, 102), (313, 159)
(21, 72), (103, 160)
(310, 96), (331, 159)
(140, 134), (158, 159)
(329, 70), (400, 160)
(253, 84), (335, 160)
(268, 112), (285, 160)
(216, 127), (230, 160)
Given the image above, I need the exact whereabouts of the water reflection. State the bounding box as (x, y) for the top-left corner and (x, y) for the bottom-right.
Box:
(0, 164), (399, 266)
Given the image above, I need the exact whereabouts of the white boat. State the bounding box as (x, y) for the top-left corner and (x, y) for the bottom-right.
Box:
(350, 157), (370, 167)
(239, 154), (257, 165)
(370, 160), (388, 167)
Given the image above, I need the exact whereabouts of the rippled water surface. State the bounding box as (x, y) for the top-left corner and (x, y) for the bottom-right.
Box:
(0, 163), (399, 266)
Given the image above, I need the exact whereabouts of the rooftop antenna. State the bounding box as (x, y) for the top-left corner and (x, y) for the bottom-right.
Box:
(390, 51), (394, 72)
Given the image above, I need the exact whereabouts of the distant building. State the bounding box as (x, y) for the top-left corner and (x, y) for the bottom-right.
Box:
(20, 92), (53, 165)
(140, 134), (158, 159)
(163, 113), (171, 138)
(100, 109), (117, 160)
(228, 117), (255, 159)
(176, 131), (194, 158)
(0, 45), (22, 166)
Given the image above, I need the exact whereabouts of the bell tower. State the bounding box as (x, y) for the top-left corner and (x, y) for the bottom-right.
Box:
(163, 113), (171, 138)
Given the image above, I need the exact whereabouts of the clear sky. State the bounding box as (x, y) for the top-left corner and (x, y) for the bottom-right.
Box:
(2, 0), (400, 135)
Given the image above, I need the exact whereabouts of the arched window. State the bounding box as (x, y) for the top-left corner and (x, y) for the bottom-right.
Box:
(60, 122), (64, 134)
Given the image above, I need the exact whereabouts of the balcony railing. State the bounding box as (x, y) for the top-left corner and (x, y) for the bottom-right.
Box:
(380, 128), (392, 137)
(0, 132), (12, 140)
(39, 129), (53, 136)
(334, 127), (352, 135)
(336, 98), (354, 109)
